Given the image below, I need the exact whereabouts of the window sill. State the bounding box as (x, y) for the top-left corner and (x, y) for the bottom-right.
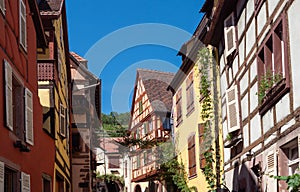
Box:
(259, 78), (289, 115)
(188, 174), (197, 180)
(224, 134), (242, 148)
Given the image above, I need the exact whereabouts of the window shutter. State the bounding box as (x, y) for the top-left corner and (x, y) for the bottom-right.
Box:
(224, 12), (237, 58)
(266, 151), (277, 192)
(21, 172), (31, 192)
(4, 60), (13, 130)
(0, 161), (4, 192)
(273, 30), (283, 74)
(0, 0), (5, 14)
(226, 84), (240, 133)
(25, 88), (34, 145)
(19, 0), (27, 49)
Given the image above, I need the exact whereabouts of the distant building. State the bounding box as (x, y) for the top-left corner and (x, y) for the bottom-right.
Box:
(127, 69), (174, 192)
(37, 0), (72, 191)
(70, 52), (101, 192)
(0, 0), (54, 191)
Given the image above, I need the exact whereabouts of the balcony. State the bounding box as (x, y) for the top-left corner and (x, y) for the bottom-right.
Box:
(38, 61), (55, 81)
(132, 161), (159, 182)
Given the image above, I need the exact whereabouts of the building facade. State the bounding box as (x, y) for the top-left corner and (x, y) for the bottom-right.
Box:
(127, 69), (174, 192)
(169, 15), (224, 190)
(37, 0), (72, 191)
(201, 0), (300, 191)
(70, 52), (101, 192)
(0, 0), (55, 191)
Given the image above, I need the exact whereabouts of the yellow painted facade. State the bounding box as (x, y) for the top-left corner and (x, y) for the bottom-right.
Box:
(173, 46), (224, 191)
(38, 9), (71, 192)
(174, 64), (208, 191)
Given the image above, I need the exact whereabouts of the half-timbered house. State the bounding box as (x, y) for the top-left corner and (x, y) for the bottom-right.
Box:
(201, 0), (300, 191)
(127, 69), (174, 192)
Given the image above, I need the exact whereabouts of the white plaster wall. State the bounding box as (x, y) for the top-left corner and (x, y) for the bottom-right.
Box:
(220, 55), (225, 74)
(224, 169), (234, 191)
(224, 148), (231, 163)
(239, 70), (248, 94)
(252, 143), (262, 154)
(263, 109), (274, 134)
(223, 120), (228, 139)
(246, 0), (254, 24)
(222, 98), (227, 120)
(228, 67), (233, 83)
(241, 93), (248, 121)
(288, 0), (300, 109)
(275, 94), (290, 122)
(232, 57), (238, 78)
(265, 134), (277, 145)
(246, 21), (255, 57)
(239, 38), (245, 65)
(243, 123), (249, 148)
(249, 84), (258, 113)
(221, 73), (227, 98)
(237, 9), (246, 40)
(250, 60), (257, 83)
(268, 0), (280, 17)
(250, 115), (261, 143)
(257, 2), (267, 36)
(281, 119), (295, 133)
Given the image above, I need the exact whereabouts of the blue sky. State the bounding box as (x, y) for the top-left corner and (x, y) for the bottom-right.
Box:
(66, 0), (204, 114)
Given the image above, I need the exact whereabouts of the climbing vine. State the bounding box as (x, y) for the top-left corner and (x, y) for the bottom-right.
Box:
(198, 47), (217, 192)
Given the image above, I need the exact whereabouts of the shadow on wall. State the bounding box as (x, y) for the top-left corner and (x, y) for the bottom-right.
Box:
(232, 161), (260, 192)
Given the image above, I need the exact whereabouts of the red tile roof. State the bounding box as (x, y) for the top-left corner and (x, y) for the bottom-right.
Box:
(137, 69), (175, 112)
(70, 52), (87, 62)
(38, 0), (64, 15)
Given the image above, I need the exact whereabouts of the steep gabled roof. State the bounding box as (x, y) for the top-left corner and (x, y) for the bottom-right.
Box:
(38, 0), (64, 16)
(137, 69), (174, 112)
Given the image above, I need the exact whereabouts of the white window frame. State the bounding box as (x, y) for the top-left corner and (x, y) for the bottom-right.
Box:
(19, 0), (27, 50)
(0, 0), (5, 15)
(224, 12), (237, 59)
(59, 103), (66, 137)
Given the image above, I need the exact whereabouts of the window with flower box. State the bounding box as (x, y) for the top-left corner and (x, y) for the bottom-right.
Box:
(257, 14), (290, 115)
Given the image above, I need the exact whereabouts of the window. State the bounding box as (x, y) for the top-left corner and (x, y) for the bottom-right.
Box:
(257, 16), (289, 114)
(162, 117), (171, 130)
(124, 161), (127, 178)
(108, 156), (120, 168)
(143, 151), (147, 166)
(224, 12), (237, 60)
(0, 0), (5, 15)
(142, 122), (148, 136)
(19, 0), (27, 50)
(137, 155), (140, 168)
(139, 101), (143, 114)
(55, 174), (64, 192)
(280, 138), (299, 175)
(198, 124), (206, 169)
(42, 175), (51, 192)
(4, 167), (18, 192)
(4, 60), (33, 144)
(188, 134), (196, 177)
(186, 72), (194, 115)
(60, 104), (66, 137)
(175, 90), (182, 126)
(148, 119), (153, 132)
